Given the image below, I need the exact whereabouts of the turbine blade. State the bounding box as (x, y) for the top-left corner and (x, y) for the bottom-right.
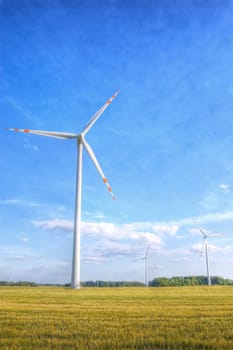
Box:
(207, 233), (224, 237)
(145, 245), (150, 258)
(200, 238), (205, 257)
(81, 90), (120, 137)
(199, 227), (207, 237)
(192, 219), (207, 237)
(82, 139), (115, 200)
(6, 128), (77, 140)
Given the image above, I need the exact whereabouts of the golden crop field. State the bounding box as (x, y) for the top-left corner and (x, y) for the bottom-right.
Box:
(0, 286), (232, 349)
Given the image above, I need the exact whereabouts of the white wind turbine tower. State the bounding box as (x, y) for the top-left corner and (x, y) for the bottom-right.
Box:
(144, 245), (150, 287)
(193, 220), (223, 286)
(136, 246), (150, 287)
(7, 91), (120, 289)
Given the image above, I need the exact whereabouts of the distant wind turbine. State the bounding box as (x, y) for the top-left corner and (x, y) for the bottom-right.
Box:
(193, 220), (223, 286)
(7, 91), (120, 289)
(136, 245), (150, 287)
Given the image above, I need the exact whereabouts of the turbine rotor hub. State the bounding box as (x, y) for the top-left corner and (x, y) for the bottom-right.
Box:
(78, 134), (83, 144)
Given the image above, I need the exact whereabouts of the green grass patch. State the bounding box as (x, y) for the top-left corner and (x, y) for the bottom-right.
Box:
(0, 286), (232, 349)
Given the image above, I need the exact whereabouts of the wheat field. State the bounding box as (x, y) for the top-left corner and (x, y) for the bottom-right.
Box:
(0, 286), (232, 349)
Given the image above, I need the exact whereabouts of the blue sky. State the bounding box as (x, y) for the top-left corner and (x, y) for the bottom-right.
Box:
(1, 0), (233, 284)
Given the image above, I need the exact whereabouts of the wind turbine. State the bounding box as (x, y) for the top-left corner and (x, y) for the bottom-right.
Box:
(136, 246), (150, 287)
(7, 90), (120, 289)
(193, 220), (223, 286)
(144, 245), (150, 287)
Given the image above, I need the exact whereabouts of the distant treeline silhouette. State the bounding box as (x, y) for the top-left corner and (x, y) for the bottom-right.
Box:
(76, 276), (233, 287)
(1, 276), (232, 287)
(149, 276), (233, 287)
(68, 276), (233, 287)
(0, 281), (37, 286)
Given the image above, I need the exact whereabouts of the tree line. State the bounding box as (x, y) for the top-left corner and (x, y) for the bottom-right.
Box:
(0, 276), (232, 287)
(0, 281), (37, 286)
(74, 276), (233, 287)
(149, 275), (233, 287)
(80, 281), (144, 287)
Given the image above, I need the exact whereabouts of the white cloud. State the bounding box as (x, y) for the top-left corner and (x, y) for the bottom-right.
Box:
(149, 264), (164, 270)
(191, 243), (204, 254)
(94, 240), (136, 257)
(27, 211), (233, 237)
(196, 212), (233, 223)
(15, 255), (25, 260)
(168, 257), (192, 263)
(213, 245), (233, 254)
(0, 200), (69, 216)
(82, 222), (163, 245)
(30, 214), (232, 266)
(0, 199), (22, 205)
(19, 237), (29, 243)
(189, 228), (207, 236)
(31, 219), (179, 244)
(191, 243), (219, 254)
(173, 211), (233, 227)
(33, 219), (73, 231)
(83, 211), (106, 219)
(0, 199), (40, 207)
(131, 223), (179, 236)
(219, 184), (231, 192)
(32, 219), (163, 246)
(82, 255), (105, 264)
(0, 244), (39, 262)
